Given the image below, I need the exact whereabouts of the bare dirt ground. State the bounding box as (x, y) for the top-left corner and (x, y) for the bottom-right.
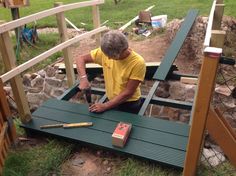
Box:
(71, 32), (197, 75)
(72, 33), (170, 67)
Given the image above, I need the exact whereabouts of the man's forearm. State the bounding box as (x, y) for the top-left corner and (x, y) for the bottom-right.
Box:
(76, 57), (87, 78)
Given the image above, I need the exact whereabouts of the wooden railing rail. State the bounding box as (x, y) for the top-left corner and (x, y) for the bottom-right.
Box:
(0, 27), (108, 83)
(0, 0), (104, 34)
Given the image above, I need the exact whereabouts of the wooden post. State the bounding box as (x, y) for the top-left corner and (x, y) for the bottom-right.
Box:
(0, 78), (17, 143)
(211, 30), (226, 48)
(10, 8), (21, 45)
(216, 0), (224, 4)
(183, 30), (225, 175)
(212, 4), (224, 30)
(92, 5), (101, 47)
(55, 2), (75, 87)
(183, 47), (222, 176)
(0, 25), (31, 123)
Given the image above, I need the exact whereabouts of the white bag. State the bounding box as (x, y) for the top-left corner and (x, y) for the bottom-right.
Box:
(151, 15), (168, 28)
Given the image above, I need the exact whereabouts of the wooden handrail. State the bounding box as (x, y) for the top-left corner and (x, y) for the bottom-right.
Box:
(0, 26), (108, 83)
(0, 0), (104, 34)
(204, 0), (217, 47)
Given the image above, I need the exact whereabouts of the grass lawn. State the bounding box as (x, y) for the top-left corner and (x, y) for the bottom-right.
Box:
(0, 0), (235, 30)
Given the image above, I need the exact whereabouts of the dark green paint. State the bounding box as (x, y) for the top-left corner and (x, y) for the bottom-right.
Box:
(153, 10), (199, 80)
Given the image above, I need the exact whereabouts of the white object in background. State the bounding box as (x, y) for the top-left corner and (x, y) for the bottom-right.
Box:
(151, 15), (167, 28)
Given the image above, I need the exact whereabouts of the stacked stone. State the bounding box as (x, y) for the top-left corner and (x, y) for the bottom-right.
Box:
(145, 81), (196, 124)
(22, 66), (67, 111)
(166, 17), (207, 65)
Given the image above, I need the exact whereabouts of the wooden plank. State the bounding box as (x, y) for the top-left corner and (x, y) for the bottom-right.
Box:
(212, 4), (224, 30)
(58, 82), (192, 110)
(206, 108), (236, 167)
(0, 0), (105, 34)
(0, 123), (8, 153)
(216, 0), (224, 4)
(32, 106), (188, 150)
(211, 30), (226, 48)
(0, 79), (17, 142)
(92, 5), (101, 47)
(0, 26), (108, 83)
(138, 81), (160, 116)
(57, 81), (80, 100)
(180, 77), (198, 85)
(214, 108), (236, 139)
(57, 61), (171, 80)
(153, 10), (199, 80)
(41, 99), (190, 137)
(22, 117), (186, 168)
(183, 47), (222, 176)
(0, 31), (31, 123)
(55, 2), (75, 87)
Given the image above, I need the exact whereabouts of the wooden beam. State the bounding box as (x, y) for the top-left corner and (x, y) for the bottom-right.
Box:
(211, 30), (226, 48)
(138, 81), (160, 116)
(0, 79), (16, 143)
(216, 0), (224, 4)
(206, 107), (236, 167)
(0, 26), (108, 83)
(215, 108), (236, 139)
(55, 2), (75, 87)
(0, 30), (31, 123)
(65, 18), (81, 32)
(212, 4), (224, 30)
(180, 77), (198, 85)
(119, 5), (155, 31)
(92, 5), (101, 47)
(183, 47), (222, 176)
(0, 0), (105, 34)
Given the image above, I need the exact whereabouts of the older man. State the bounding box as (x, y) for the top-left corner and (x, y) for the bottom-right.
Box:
(76, 30), (146, 114)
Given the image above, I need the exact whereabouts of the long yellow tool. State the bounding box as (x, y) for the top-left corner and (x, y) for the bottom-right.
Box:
(40, 122), (93, 129)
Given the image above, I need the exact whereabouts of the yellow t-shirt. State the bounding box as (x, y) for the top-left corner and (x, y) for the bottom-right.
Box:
(90, 48), (146, 101)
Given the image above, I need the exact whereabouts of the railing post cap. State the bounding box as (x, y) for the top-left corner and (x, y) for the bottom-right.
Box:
(204, 47), (222, 58)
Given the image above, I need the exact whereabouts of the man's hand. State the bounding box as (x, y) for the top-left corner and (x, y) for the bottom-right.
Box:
(89, 103), (108, 113)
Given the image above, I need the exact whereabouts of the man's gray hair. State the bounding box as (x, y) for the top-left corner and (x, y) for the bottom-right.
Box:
(101, 30), (128, 58)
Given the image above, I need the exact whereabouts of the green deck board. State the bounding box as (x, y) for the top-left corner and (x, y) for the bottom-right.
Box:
(22, 117), (186, 168)
(21, 98), (190, 168)
(33, 106), (188, 150)
(153, 9), (199, 80)
(42, 99), (190, 137)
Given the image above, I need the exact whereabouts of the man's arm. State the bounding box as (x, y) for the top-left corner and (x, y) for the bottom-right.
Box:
(89, 79), (141, 113)
(75, 54), (94, 90)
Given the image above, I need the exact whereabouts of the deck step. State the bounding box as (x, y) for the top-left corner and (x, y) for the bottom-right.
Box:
(21, 99), (190, 168)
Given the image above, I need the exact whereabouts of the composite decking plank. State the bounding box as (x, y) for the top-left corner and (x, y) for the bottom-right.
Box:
(42, 99), (189, 137)
(153, 9), (199, 80)
(33, 106), (188, 150)
(22, 117), (186, 168)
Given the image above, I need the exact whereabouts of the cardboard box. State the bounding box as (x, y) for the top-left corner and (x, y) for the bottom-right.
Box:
(112, 122), (132, 148)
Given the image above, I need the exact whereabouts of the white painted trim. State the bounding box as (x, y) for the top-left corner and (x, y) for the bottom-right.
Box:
(204, 47), (222, 54)
(204, 0), (217, 47)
